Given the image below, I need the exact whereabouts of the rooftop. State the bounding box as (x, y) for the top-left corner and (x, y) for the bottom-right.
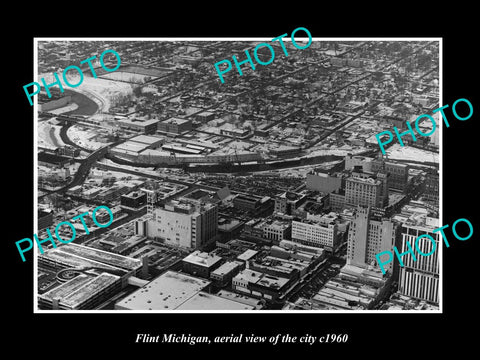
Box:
(237, 249), (259, 262)
(175, 291), (254, 310)
(117, 117), (160, 126)
(130, 134), (164, 145)
(115, 271), (211, 310)
(211, 261), (240, 276)
(162, 117), (191, 125)
(39, 273), (120, 309)
(182, 250), (222, 268)
(58, 243), (142, 271)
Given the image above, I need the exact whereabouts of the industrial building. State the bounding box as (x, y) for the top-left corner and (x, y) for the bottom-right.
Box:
(115, 271), (211, 310)
(115, 270), (257, 310)
(38, 243), (143, 310)
(158, 117), (192, 134)
(117, 118), (160, 134)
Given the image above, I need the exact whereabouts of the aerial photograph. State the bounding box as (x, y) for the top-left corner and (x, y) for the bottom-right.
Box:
(34, 38), (440, 311)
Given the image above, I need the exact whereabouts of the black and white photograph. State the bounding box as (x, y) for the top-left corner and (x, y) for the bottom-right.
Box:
(33, 38), (441, 313)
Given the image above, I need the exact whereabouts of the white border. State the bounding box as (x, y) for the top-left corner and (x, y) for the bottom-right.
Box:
(33, 36), (443, 314)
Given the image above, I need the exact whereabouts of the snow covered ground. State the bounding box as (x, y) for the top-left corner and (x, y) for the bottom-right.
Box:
(100, 71), (151, 84)
(386, 143), (439, 164)
(308, 146), (365, 157)
(39, 72), (133, 114)
(38, 121), (66, 149)
(47, 102), (79, 115)
(66, 125), (108, 150)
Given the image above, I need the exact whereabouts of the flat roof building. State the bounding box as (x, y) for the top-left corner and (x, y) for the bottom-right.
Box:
(175, 291), (254, 310)
(38, 243), (143, 310)
(117, 118), (160, 135)
(115, 271), (211, 310)
(210, 261), (241, 287)
(232, 268), (290, 301)
(138, 199), (218, 250)
(182, 250), (223, 278)
(158, 117), (192, 134)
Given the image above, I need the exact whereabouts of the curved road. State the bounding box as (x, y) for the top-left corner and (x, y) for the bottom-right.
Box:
(39, 145), (110, 199)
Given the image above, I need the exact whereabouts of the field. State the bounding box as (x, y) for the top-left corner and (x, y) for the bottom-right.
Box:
(99, 71), (154, 84)
(120, 65), (171, 77)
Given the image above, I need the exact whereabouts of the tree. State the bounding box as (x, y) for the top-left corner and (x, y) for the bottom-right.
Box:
(133, 86), (142, 97)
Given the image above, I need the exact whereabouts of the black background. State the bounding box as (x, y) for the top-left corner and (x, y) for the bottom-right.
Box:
(5, 4), (478, 355)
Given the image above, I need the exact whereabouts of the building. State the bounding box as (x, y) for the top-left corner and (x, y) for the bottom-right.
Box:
(115, 270), (260, 310)
(292, 195), (329, 219)
(423, 169), (439, 208)
(371, 158), (409, 192)
(261, 218), (292, 242)
(115, 271), (211, 310)
(120, 191), (147, 210)
(233, 194), (262, 211)
(345, 154), (373, 172)
(232, 268), (290, 301)
(210, 261), (242, 287)
(220, 127), (250, 138)
(175, 292), (255, 310)
(98, 186), (130, 202)
(38, 151), (74, 169)
(195, 111), (215, 123)
(129, 134), (164, 149)
(55, 145), (81, 158)
(136, 199), (218, 250)
(236, 249), (259, 264)
(158, 117), (192, 134)
(347, 206), (396, 273)
(306, 170), (343, 193)
(38, 243), (142, 310)
(397, 218), (440, 304)
(38, 209), (54, 230)
(312, 264), (391, 310)
(345, 169), (388, 208)
(182, 250), (223, 278)
(329, 189), (346, 212)
(291, 216), (340, 252)
(274, 191), (308, 215)
(117, 118), (160, 135)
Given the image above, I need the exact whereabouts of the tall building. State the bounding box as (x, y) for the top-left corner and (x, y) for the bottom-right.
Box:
(136, 198), (218, 250)
(397, 218), (440, 304)
(423, 169), (439, 208)
(347, 206), (396, 272)
(345, 169), (389, 208)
